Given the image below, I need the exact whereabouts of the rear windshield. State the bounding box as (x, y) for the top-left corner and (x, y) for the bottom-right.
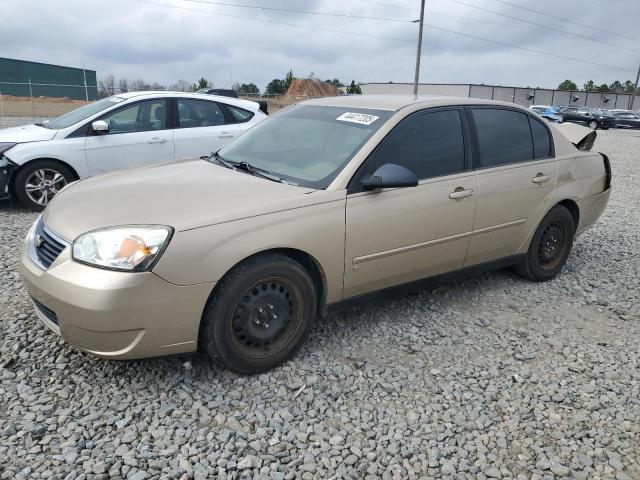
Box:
(217, 105), (393, 188)
(44, 96), (126, 129)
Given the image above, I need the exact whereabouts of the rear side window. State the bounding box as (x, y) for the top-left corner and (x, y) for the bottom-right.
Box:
(226, 104), (255, 123)
(368, 109), (466, 180)
(471, 108), (533, 167)
(177, 99), (227, 128)
(530, 117), (552, 159)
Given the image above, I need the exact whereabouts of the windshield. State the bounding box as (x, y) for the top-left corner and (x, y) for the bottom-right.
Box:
(44, 96), (126, 129)
(216, 105), (392, 188)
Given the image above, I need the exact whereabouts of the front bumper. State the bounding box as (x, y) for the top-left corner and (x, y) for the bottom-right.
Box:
(20, 228), (214, 360)
(0, 157), (16, 198)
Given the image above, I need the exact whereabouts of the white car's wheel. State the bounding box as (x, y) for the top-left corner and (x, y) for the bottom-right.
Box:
(14, 160), (74, 211)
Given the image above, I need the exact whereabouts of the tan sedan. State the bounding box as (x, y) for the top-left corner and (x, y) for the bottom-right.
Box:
(20, 96), (611, 373)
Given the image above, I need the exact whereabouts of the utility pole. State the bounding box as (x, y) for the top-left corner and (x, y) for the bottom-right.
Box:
(629, 62), (640, 111)
(413, 0), (426, 97)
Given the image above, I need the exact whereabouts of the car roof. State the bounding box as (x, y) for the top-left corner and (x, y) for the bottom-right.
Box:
(112, 91), (260, 111)
(301, 94), (530, 111)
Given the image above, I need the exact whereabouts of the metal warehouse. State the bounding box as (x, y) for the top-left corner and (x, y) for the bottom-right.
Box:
(0, 57), (97, 100)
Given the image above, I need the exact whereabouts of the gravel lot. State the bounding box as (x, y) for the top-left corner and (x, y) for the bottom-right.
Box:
(1, 125), (639, 480)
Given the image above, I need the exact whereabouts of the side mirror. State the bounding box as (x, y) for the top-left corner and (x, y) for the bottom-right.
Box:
(584, 112), (591, 117)
(361, 163), (419, 190)
(91, 120), (109, 133)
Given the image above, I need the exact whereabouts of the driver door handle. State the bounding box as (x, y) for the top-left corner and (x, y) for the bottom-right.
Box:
(148, 137), (167, 144)
(217, 132), (236, 138)
(532, 173), (551, 184)
(449, 188), (474, 199)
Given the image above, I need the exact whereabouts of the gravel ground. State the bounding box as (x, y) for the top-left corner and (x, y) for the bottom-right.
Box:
(0, 116), (52, 129)
(1, 126), (639, 480)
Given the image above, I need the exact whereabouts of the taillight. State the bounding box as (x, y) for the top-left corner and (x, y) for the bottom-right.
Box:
(600, 153), (612, 190)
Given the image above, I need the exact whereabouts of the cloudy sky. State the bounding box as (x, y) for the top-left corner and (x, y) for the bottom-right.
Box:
(2, 0), (638, 92)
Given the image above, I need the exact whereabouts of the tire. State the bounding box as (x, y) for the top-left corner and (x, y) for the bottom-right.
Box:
(201, 253), (317, 374)
(588, 120), (598, 130)
(13, 160), (74, 211)
(515, 205), (575, 282)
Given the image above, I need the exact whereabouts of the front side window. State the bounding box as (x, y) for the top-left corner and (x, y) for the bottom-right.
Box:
(177, 99), (226, 128)
(365, 109), (466, 180)
(471, 108), (533, 167)
(216, 105), (392, 188)
(101, 99), (168, 134)
(46, 96), (126, 130)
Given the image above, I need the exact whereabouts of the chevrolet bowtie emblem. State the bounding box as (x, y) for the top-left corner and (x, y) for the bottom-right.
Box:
(34, 234), (43, 248)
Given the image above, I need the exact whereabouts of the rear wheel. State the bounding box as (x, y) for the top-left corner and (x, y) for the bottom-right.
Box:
(201, 253), (317, 374)
(13, 160), (74, 211)
(515, 205), (575, 282)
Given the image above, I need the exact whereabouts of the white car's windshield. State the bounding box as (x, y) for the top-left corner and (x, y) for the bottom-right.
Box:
(43, 96), (126, 130)
(216, 104), (393, 188)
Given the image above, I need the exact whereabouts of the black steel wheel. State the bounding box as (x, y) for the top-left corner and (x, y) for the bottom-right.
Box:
(515, 205), (575, 282)
(201, 253), (317, 374)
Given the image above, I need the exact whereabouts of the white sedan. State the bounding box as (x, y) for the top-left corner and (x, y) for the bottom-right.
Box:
(0, 91), (267, 209)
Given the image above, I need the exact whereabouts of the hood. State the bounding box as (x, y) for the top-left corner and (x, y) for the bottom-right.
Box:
(0, 124), (58, 144)
(43, 159), (316, 240)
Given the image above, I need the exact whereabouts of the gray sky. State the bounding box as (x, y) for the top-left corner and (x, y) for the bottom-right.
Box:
(2, 0), (639, 92)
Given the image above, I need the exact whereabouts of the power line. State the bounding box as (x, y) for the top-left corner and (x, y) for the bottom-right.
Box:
(180, 0), (415, 22)
(487, 0), (640, 44)
(353, 0), (416, 12)
(133, 0), (634, 73)
(422, 22), (637, 72)
(446, 0), (640, 54)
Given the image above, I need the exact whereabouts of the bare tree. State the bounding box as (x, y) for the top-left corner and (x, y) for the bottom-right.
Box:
(97, 74), (116, 97)
(131, 79), (151, 91)
(118, 78), (129, 94)
(168, 79), (192, 92)
(150, 82), (165, 91)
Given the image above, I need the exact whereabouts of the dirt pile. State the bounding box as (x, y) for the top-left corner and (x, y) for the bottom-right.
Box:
(286, 79), (340, 98)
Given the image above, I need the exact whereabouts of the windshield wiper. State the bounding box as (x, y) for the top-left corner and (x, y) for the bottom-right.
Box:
(205, 152), (284, 183)
(229, 161), (283, 183)
(34, 122), (50, 128)
(207, 151), (236, 170)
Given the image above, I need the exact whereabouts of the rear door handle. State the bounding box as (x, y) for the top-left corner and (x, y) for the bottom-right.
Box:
(449, 188), (474, 199)
(148, 137), (167, 144)
(217, 132), (236, 138)
(532, 173), (551, 184)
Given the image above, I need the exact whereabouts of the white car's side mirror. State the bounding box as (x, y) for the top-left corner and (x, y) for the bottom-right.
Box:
(91, 120), (109, 133)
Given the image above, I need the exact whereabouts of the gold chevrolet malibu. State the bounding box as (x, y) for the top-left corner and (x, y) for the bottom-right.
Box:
(20, 96), (611, 373)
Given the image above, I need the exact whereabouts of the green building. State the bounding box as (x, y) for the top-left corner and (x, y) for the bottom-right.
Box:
(0, 57), (97, 100)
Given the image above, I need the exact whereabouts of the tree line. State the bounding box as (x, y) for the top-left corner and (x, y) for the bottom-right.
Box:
(97, 70), (363, 98)
(558, 79), (638, 94)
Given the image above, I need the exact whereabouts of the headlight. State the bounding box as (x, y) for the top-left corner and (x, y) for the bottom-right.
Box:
(72, 226), (173, 271)
(0, 143), (17, 156)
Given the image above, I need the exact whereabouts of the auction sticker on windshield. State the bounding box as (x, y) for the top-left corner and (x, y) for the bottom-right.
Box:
(336, 112), (379, 125)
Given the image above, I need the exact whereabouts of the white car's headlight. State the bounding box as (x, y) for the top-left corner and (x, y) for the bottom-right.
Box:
(72, 226), (173, 271)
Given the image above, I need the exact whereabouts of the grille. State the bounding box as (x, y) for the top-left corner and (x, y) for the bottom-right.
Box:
(32, 297), (58, 325)
(34, 220), (66, 268)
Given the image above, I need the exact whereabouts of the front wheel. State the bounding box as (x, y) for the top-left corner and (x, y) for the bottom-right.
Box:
(13, 160), (74, 210)
(588, 120), (598, 130)
(515, 205), (575, 282)
(200, 253), (317, 374)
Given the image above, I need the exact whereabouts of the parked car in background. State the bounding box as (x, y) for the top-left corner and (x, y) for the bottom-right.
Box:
(197, 88), (239, 98)
(529, 105), (563, 123)
(558, 106), (615, 130)
(613, 111), (640, 129)
(199, 88), (269, 116)
(0, 91), (266, 209)
(20, 96), (611, 373)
